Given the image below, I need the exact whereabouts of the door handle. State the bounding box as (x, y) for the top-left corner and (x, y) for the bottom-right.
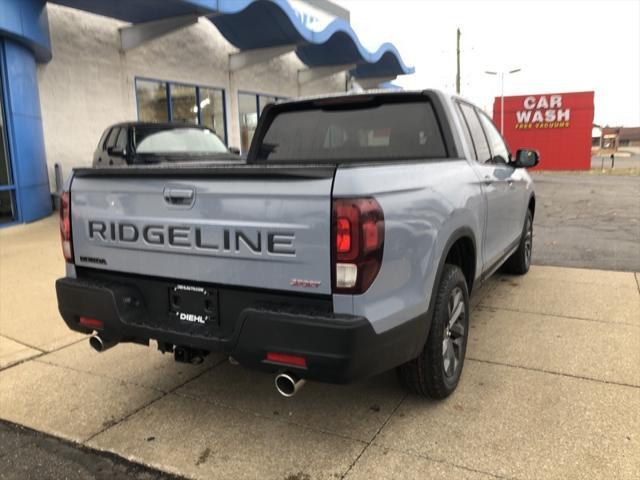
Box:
(165, 188), (193, 199)
(482, 175), (493, 185)
(163, 187), (195, 206)
(507, 180), (514, 188)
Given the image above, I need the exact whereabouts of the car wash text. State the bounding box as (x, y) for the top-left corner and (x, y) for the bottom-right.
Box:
(515, 95), (570, 129)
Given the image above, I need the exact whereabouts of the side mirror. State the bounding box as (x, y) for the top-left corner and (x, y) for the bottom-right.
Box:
(513, 149), (539, 169)
(228, 146), (241, 155)
(107, 146), (125, 157)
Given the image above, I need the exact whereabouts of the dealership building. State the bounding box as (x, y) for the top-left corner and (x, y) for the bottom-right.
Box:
(0, 0), (413, 226)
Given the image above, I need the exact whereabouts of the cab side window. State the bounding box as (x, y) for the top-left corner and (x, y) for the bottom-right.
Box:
(477, 111), (510, 164)
(458, 103), (491, 163)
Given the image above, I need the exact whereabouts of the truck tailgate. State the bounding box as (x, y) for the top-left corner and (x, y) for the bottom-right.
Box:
(69, 165), (335, 295)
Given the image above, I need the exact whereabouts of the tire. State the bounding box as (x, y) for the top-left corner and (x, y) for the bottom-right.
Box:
(397, 264), (469, 399)
(502, 209), (533, 275)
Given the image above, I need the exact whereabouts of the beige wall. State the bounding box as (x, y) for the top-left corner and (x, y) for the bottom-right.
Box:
(38, 4), (346, 191)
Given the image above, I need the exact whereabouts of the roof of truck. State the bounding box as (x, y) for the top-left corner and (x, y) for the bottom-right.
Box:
(276, 89), (440, 105)
(271, 89), (476, 111)
(108, 121), (211, 130)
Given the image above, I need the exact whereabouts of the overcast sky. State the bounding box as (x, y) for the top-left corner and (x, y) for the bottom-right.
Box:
(335, 0), (640, 126)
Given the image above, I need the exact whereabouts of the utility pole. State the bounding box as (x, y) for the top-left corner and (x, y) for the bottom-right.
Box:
(456, 28), (461, 94)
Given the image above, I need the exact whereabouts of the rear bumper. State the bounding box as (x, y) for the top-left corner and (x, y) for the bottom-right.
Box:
(56, 274), (424, 383)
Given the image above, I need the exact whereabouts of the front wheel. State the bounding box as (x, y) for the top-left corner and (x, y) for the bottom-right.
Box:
(503, 209), (533, 275)
(397, 264), (469, 399)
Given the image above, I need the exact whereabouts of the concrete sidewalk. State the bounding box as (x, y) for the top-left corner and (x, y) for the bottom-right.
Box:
(1, 217), (639, 479)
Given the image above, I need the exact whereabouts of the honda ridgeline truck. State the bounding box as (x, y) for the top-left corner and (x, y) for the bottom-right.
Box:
(56, 90), (538, 399)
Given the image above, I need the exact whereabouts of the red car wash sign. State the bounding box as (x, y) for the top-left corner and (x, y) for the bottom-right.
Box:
(494, 91), (594, 170)
(516, 95), (571, 129)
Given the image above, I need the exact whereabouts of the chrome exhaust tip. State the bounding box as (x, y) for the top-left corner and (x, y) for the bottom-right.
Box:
(275, 372), (306, 397)
(89, 335), (117, 353)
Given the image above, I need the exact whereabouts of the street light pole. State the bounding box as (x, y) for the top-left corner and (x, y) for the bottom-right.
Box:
(485, 68), (521, 134)
(500, 72), (504, 134)
(456, 28), (461, 94)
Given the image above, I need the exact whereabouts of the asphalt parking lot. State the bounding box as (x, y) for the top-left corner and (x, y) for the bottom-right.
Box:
(1, 173), (639, 479)
(531, 170), (640, 271)
(0, 421), (179, 480)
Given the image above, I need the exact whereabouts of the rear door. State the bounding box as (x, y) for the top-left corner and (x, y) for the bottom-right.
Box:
(476, 110), (523, 245)
(70, 166), (335, 295)
(457, 102), (514, 269)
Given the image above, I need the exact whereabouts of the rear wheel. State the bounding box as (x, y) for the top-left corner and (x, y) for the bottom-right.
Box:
(503, 209), (533, 275)
(397, 264), (469, 399)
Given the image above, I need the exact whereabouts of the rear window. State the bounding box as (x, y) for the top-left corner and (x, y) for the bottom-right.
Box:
(254, 100), (447, 163)
(134, 127), (227, 155)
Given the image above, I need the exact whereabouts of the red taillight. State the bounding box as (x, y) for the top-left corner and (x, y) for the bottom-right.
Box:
(79, 316), (103, 329)
(266, 352), (307, 368)
(60, 191), (73, 262)
(336, 218), (352, 253)
(332, 198), (384, 294)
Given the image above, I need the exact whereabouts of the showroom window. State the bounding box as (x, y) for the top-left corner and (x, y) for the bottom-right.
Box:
(135, 78), (227, 143)
(258, 95), (278, 114)
(199, 87), (226, 141)
(136, 79), (169, 122)
(170, 84), (198, 125)
(238, 92), (285, 153)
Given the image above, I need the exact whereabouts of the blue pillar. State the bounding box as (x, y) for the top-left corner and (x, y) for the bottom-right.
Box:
(0, 0), (52, 223)
(1, 39), (51, 221)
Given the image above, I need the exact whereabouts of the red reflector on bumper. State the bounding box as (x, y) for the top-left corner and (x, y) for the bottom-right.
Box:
(79, 317), (103, 329)
(266, 352), (307, 368)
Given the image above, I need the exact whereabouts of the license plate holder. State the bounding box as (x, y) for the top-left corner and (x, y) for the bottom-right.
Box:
(169, 284), (218, 327)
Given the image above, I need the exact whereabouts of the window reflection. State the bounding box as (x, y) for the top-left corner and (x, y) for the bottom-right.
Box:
(259, 95), (277, 114)
(239, 93), (284, 153)
(200, 88), (226, 143)
(136, 79), (168, 122)
(135, 78), (227, 144)
(239, 93), (258, 153)
(171, 85), (198, 124)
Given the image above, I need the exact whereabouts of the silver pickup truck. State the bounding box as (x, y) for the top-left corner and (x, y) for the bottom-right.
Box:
(56, 90), (538, 399)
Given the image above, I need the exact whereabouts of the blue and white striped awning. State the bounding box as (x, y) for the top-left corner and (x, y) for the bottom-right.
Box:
(50, 0), (414, 78)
